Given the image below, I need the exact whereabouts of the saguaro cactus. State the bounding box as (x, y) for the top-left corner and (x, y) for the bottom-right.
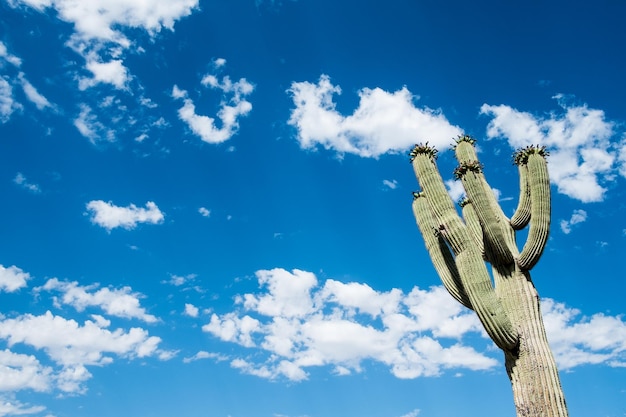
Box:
(410, 135), (568, 417)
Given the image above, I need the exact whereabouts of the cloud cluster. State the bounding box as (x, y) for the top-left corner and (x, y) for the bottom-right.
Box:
(203, 268), (493, 381)
(202, 268), (626, 382)
(481, 96), (623, 202)
(287, 75), (462, 158)
(9, 0), (199, 90)
(559, 209), (587, 234)
(172, 60), (254, 144)
(0, 266), (170, 401)
(86, 200), (164, 231)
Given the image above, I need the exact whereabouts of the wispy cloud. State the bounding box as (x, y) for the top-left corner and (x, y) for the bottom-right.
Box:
(481, 95), (621, 202)
(13, 172), (41, 194)
(0, 78), (22, 123)
(9, 0), (199, 89)
(86, 200), (164, 231)
(198, 207), (211, 217)
(287, 75), (462, 158)
(560, 209), (587, 234)
(383, 179), (398, 190)
(18, 73), (52, 110)
(0, 41), (22, 67)
(172, 60), (254, 144)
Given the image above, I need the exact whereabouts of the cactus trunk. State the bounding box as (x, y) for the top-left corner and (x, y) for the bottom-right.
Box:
(410, 137), (568, 416)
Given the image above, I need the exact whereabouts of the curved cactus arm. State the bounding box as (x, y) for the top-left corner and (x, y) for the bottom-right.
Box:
(413, 192), (473, 309)
(454, 139), (514, 265)
(410, 145), (466, 254)
(518, 150), (551, 270)
(460, 199), (485, 258)
(510, 162), (531, 230)
(455, 249), (518, 351)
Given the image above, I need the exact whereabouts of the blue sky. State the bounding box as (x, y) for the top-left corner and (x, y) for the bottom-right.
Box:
(0, 0), (625, 416)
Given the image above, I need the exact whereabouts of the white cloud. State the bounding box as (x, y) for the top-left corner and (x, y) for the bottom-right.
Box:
(445, 179), (465, 202)
(0, 265), (31, 293)
(204, 268), (626, 381)
(481, 96), (620, 202)
(0, 311), (166, 393)
(18, 73), (52, 110)
(198, 207), (211, 217)
(73, 104), (114, 143)
(184, 303), (199, 318)
(86, 200), (164, 231)
(543, 299), (626, 369)
(287, 75), (462, 158)
(13, 172), (41, 194)
(172, 68), (254, 144)
(0, 396), (45, 417)
(203, 268), (494, 381)
(0, 77), (22, 123)
(79, 58), (129, 90)
(0, 349), (52, 392)
(398, 409), (421, 417)
(9, 0), (199, 89)
(560, 209), (587, 234)
(39, 278), (158, 323)
(182, 351), (227, 363)
(383, 179), (398, 190)
(162, 273), (197, 287)
(0, 41), (22, 67)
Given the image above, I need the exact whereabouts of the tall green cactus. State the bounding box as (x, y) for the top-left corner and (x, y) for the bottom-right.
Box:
(410, 136), (568, 417)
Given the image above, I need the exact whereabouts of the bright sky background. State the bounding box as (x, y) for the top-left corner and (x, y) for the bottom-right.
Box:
(1, 1), (625, 416)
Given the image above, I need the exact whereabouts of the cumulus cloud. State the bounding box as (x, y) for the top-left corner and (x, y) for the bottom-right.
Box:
(39, 278), (158, 323)
(9, 0), (199, 89)
(287, 75), (462, 158)
(543, 299), (626, 369)
(198, 207), (211, 217)
(86, 200), (164, 231)
(0, 349), (52, 392)
(203, 268), (626, 382)
(481, 96), (621, 202)
(203, 268), (493, 381)
(172, 61), (254, 143)
(0, 311), (166, 393)
(13, 172), (41, 194)
(560, 209), (587, 234)
(0, 265), (31, 293)
(184, 303), (199, 318)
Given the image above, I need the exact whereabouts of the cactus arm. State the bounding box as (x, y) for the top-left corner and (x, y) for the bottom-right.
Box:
(460, 199), (485, 258)
(518, 151), (551, 270)
(410, 147), (467, 254)
(454, 138), (514, 265)
(455, 249), (518, 350)
(410, 143), (518, 350)
(412, 192), (473, 309)
(510, 163), (531, 230)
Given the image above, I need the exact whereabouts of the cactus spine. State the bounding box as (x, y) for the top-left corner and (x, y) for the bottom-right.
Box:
(410, 136), (568, 417)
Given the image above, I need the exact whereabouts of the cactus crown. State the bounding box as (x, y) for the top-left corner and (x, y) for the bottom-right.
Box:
(452, 134), (477, 150)
(513, 145), (550, 165)
(453, 160), (483, 179)
(409, 142), (438, 162)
